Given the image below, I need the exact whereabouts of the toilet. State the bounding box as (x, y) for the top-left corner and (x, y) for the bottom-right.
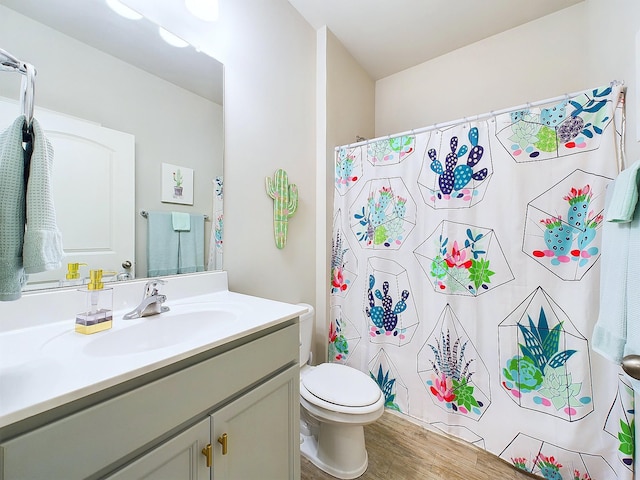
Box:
(298, 304), (385, 479)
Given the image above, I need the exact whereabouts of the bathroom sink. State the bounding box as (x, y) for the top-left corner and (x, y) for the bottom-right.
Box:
(39, 302), (246, 358)
(84, 304), (240, 357)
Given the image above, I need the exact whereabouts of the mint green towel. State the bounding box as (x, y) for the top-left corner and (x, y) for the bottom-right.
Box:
(171, 211), (191, 231)
(147, 211), (179, 277)
(178, 214), (205, 274)
(0, 116), (27, 301)
(605, 159), (640, 223)
(23, 117), (64, 274)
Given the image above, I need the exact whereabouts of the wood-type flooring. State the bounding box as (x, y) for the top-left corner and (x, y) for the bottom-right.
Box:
(301, 412), (540, 480)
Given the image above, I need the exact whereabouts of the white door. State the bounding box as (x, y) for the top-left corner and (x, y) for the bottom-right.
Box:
(0, 97), (135, 288)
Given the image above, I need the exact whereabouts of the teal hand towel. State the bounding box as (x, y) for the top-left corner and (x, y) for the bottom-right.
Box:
(23, 117), (64, 274)
(147, 211), (179, 277)
(178, 214), (205, 274)
(0, 116), (28, 301)
(605, 159), (640, 223)
(172, 211), (191, 231)
(593, 183), (629, 363)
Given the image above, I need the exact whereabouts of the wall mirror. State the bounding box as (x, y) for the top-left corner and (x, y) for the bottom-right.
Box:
(0, 0), (224, 293)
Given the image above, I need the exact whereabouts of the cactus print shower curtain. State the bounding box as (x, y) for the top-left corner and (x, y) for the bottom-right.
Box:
(331, 83), (633, 480)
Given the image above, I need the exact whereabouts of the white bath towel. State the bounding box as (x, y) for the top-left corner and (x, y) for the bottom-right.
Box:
(22, 117), (64, 273)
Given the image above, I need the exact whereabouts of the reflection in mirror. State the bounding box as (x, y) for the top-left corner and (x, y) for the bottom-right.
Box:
(0, 0), (224, 293)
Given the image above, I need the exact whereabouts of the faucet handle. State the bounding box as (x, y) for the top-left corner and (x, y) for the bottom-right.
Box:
(144, 278), (167, 296)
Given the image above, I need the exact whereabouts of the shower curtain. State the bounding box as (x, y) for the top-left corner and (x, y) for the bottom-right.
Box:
(207, 176), (223, 271)
(331, 83), (633, 480)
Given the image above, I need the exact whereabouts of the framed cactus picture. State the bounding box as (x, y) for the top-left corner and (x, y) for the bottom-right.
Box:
(161, 163), (194, 205)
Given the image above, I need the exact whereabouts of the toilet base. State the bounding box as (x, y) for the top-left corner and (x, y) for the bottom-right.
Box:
(300, 422), (368, 479)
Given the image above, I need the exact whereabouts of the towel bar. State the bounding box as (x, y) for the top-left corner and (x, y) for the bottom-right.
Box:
(140, 210), (209, 220)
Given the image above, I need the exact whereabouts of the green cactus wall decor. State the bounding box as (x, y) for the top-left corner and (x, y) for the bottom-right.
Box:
(266, 169), (298, 249)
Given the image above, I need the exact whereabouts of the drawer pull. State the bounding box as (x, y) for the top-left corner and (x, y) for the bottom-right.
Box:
(201, 443), (212, 467)
(218, 433), (228, 455)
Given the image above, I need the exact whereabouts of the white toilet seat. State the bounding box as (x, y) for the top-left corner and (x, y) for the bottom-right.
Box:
(301, 363), (384, 415)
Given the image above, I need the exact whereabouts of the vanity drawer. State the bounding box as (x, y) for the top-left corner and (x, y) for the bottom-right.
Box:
(0, 322), (298, 480)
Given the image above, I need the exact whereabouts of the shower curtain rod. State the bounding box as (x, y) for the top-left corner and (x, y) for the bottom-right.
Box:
(335, 80), (624, 151)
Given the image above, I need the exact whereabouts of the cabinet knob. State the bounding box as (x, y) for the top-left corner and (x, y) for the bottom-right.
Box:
(201, 443), (212, 467)
(218, 433), (228, 455)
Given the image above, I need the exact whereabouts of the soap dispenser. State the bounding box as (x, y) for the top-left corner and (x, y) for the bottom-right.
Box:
(75, 269), (114, 335)
(59, 262), (88, 287)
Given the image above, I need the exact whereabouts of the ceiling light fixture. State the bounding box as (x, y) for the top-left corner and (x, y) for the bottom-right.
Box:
(185, 0), (219, 22)
(158, 27), (190, 48)
(105, 0), (143, 20)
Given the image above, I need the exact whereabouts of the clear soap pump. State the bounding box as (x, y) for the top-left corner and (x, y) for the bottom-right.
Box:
(75, 269), (114, 335)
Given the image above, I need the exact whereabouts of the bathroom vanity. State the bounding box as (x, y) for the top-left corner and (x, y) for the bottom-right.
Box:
(0, 272), (303, 480)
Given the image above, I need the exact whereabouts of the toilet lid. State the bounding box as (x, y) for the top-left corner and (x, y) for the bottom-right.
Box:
(302, 363), (381, 407)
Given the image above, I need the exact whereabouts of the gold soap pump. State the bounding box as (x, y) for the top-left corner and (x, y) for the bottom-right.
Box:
(60, 262), (88, 287)
(75, 269), (114, 335)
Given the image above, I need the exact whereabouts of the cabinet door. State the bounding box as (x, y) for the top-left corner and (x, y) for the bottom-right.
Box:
(106, 418), (210, 480)
(211, 365), (300, 480)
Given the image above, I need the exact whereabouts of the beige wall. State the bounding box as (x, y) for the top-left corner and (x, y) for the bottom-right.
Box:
(375, 0), (640, 165)
(315, 28), (375, 362)
(213, 0), (317, 304)
(211, 2), (374, 359)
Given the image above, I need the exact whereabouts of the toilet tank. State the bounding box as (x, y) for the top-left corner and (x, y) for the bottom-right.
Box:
(298, 303), (314, 367)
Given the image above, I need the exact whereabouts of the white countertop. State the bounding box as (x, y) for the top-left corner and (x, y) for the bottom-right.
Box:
(0, 272), (306, 432)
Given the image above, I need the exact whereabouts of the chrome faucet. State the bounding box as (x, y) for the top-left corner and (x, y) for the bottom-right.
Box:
(123, 279), (170, 320)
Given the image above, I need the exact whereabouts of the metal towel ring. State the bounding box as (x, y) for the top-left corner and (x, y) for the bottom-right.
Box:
(20, 63), (36, 127)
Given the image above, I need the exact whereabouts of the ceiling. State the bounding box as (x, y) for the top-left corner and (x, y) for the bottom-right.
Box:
(1, 0), (584, 101)
(0, 0), (223, 104)
(287, 0), (584, 80)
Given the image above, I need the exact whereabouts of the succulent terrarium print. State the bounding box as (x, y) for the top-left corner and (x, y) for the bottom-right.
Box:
(363, 258), (418, 347)
(331, 230), (350, 294)
(604, 375), (635, 471)
(418, 125), (492, 209)
(496, 85), (618, 162)
(418, 305), (490, 419)
(499, 288), (593, 421)
(500, 434), (620, 479)
(367, 135), (415, 165)
(414, 220), (514, 296)
(523, 170), (611, 281)
(328, 316), (349, 362)
(328, 305), (361, 365)
(366, 274), (409, 338)
(350, 178), (416, 249)
(331, 211), (358, 297)
(368, 350), (409, 413)
(335, 146), (362, 195)
(370, 365), (401, 411)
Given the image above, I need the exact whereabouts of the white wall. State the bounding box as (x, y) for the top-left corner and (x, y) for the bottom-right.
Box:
(0, 5), (223, 278)
(375, 0), (640, 165)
